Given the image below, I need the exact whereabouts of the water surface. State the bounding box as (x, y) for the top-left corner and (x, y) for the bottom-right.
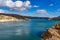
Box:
(0, 19), (58, 40)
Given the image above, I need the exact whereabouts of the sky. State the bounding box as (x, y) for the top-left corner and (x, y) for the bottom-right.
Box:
(0, 0), (60, 17)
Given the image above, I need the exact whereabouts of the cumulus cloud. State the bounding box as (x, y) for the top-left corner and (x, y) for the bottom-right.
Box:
(0, 0), (32, 11)
(15, 1), (23, 8)
(5, 0), (15, 8)
(36, 9), (52, 17)
(0, 9), (6, 13)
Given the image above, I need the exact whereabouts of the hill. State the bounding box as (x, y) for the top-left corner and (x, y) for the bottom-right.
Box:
(0, 13), (28, 22)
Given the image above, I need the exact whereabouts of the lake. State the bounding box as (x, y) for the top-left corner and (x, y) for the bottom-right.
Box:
(0, 19), (59, 40)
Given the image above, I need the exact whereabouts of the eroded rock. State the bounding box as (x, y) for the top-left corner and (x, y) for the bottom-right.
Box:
(41, 22), (60, 40)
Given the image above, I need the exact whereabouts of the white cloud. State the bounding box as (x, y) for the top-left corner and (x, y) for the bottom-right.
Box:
(36, 9), (52, 17)
(0, 0), (40, 12)
(24, 1), (31, 7)
(0, 9), (6, 13)
(20, 7), (27, 11)
(36, 9), (47, 14)
(0, 0), (6, 6)
(15, 1), (23, 8)
(0, 0), (34, 11)
(33, 5), (39, 7)
(5, 0), (15, 8)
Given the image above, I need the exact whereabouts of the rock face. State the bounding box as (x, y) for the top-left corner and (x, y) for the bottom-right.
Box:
(41, 22), (60, 40)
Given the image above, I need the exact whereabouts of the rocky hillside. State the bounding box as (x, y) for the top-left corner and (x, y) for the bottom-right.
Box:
(41, 22), (60, 40)
(0, 13), (28, 22)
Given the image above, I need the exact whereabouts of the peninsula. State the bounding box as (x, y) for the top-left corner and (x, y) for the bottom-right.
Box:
(0, 13), (28, 22)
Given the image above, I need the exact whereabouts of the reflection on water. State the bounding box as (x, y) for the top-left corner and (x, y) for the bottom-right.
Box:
(0, 19), (58, 40)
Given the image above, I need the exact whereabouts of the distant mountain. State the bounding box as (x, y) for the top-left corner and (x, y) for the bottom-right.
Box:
(0, 13), (60, 22)
(0, 13), (28, 19)
(50, 16), (60, 20)
(0, 13), (50, 19)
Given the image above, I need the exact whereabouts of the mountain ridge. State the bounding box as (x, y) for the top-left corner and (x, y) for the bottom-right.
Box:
(0, 13), (60, 22)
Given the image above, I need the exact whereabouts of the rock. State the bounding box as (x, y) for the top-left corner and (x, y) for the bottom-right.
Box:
(41, 22), (60, 40)
(54, 22), (60, 29)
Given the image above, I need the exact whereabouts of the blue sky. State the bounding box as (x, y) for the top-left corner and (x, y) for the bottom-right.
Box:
(0, 0), (60, 17)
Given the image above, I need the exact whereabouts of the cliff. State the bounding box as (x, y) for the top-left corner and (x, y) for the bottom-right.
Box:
(41, 22), (60, 40)
(0, 13), (28, 22)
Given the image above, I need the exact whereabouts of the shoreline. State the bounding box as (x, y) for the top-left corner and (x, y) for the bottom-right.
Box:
(41, 22), (60, 40)
(0, 19), (26, 22)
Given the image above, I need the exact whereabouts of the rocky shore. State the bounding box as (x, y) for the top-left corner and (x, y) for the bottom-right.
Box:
(41, 22), (60, 40)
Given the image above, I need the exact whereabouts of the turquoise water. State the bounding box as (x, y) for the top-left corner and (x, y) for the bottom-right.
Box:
(0, 19), (59, 40)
